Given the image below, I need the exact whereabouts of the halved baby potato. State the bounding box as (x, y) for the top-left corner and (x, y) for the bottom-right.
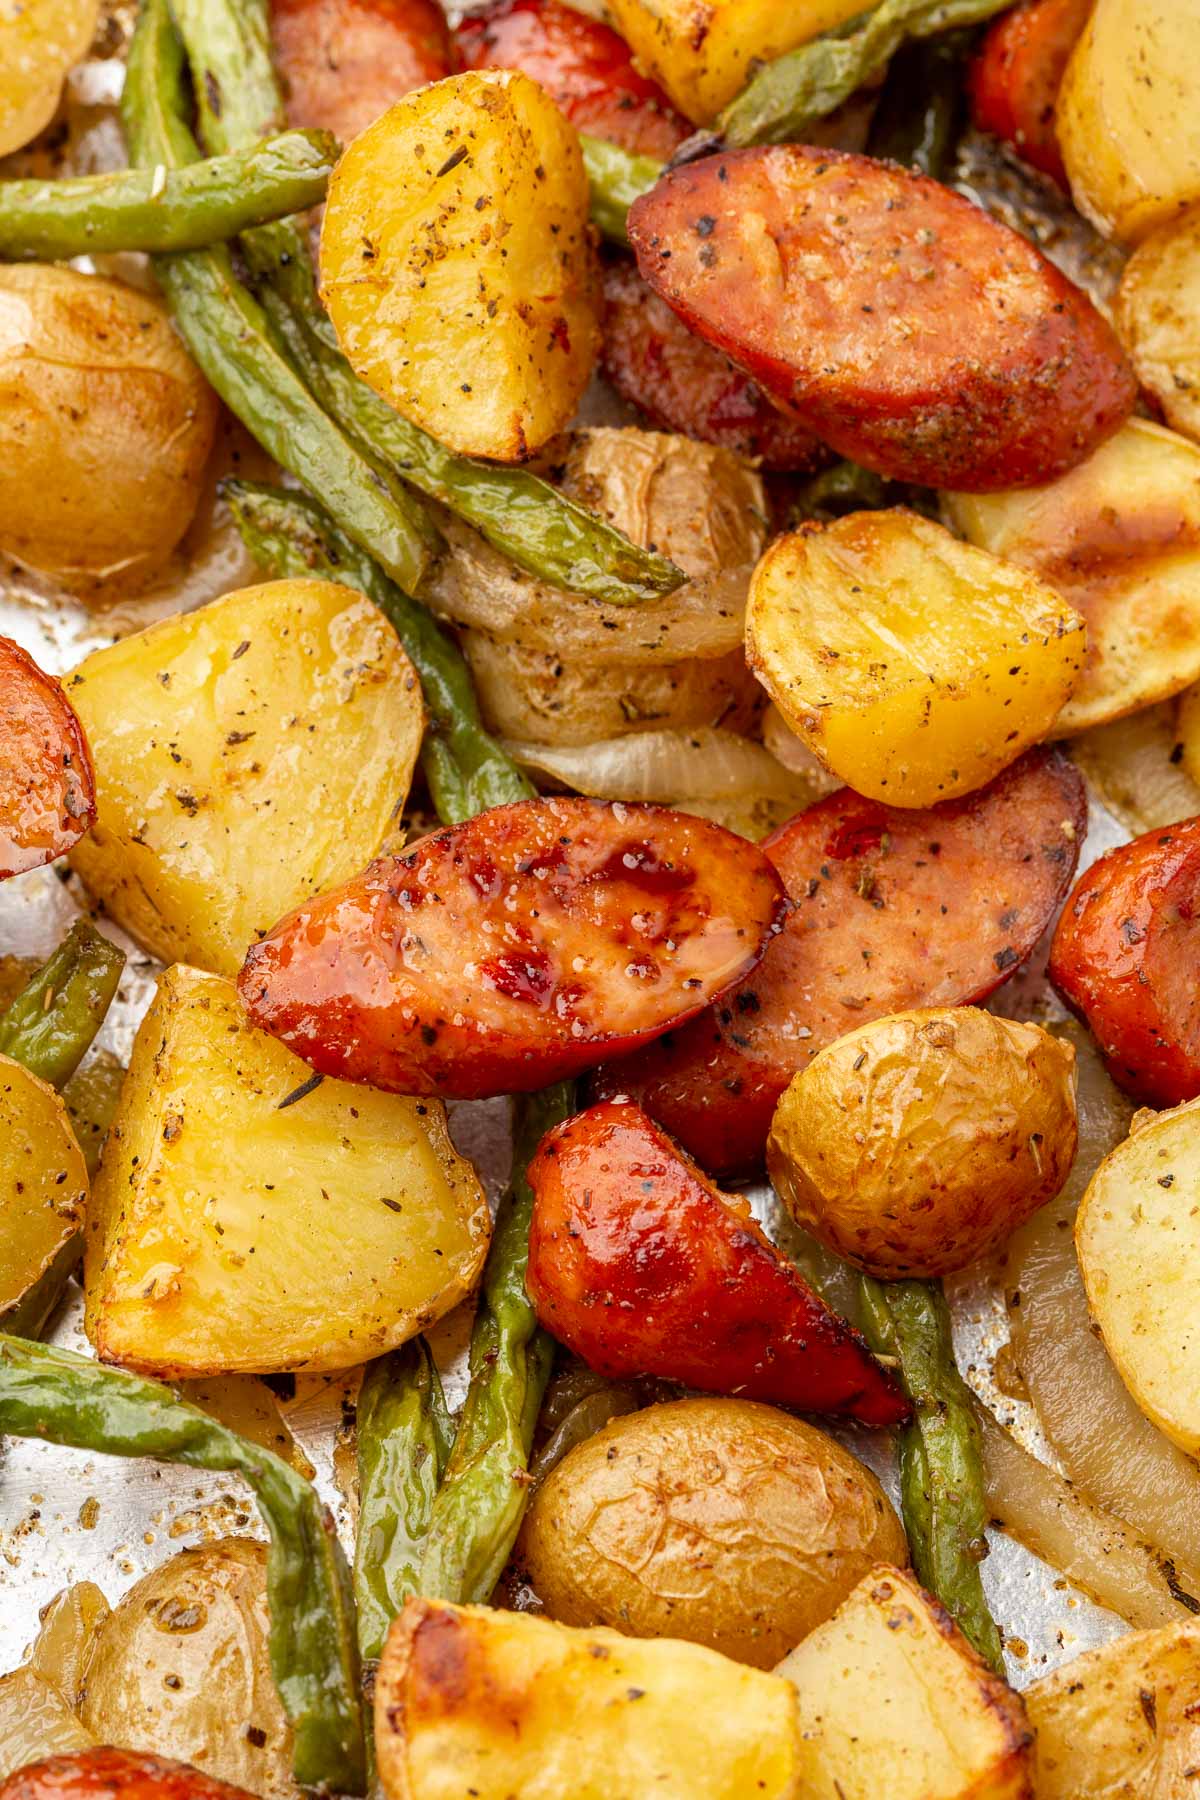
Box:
(0, 0), (100, 157)
(775, 1566), (1033, 1800)
(321, 70), (599, 461)
(67, 578), (423, 979)
(745, 510), (1085, 807)
(1117, 209), (1200, 444)
(945, 419), (1200, 733)
(84, 965), (490, 1377)
(1076, 1097), (1200, 1455)
(0, 1053), (87, 1329)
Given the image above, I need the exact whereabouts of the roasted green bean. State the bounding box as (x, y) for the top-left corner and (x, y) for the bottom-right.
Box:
(865, 28), (975, 179)
(0, 129), (335, 260)
(0, 1334), (365, 1791)
(0, 918), (124, 1092)
(581, 134), (663, 246)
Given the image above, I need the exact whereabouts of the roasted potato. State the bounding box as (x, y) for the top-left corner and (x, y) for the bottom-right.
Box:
(67, 578), (423, 979)
(455, 0), (689, 158)
(945, 419), (1200, 733)
(84, 965), (490, 1376)
(745, 510), (1086, 808)
(968, 0), (1091, 188)
(0, 267), (217, 589)
(79, 1542), (297, 1798)
(1027, 1619), (1200, 1799)
(0, 0), (99, 157)
(527, 1103), (908, 1423)
(767, 1008), (1078, 1279)
(776, 1566), (1033, 1800)
(1057, 0), (1200, 243)
(1075, 1095), (1200, 1456)
(374, 1598), (804, 1800)
(1117, 210), (1200, 445)
(272, 0), (453, 143)
(0, 636), (94, 881)
(0, 1054), (88, 1322)
(593, 747), (1087, 1176)
(240, 797), (788, 1099)
(1049, 816), (1200, 1107)
(519, 1397), (907, 1667)
(602, 0), (866, 123)
(320, 71), (599, 461)
(629, 148), (1135, 491)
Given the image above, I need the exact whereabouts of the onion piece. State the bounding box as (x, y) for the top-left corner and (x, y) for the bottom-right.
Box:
(979, 1407), (1200, 1630)
(761, 703), (842, 795)
(505, 727), (832, 839)
(1007, 1023), (1200, 1573)
(1067, 701), (1200, 836)
(26, 1581), (109, 1708)
(0, 1668), (95, 1779)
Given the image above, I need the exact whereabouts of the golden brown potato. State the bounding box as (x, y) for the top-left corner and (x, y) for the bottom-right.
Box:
(519, 1397), (906, 1668)
(1076, 1095), (1200, 1456)
(84, 965), (490, 1377)
(767, 1008), (1078, 1279)
(945, 419), (1200, 733)
(0, 266), (217, 588)
(603, 0), (865, 123)
(775, 1566), (1033, 1800)
(1057, 0), (1200, 243)
(1117, 209), (1200, 444)
(67, 578), (423, 978)
(0, 0), (99, 156)
(79, 1541), (298, 1798)
(1026, 1620), (1200, 1799)
(375, 1598), (804, 1800)
(0, 1053), (88, 1322)
(321, 71), (599, 460)
(745, 510), (1086, 808)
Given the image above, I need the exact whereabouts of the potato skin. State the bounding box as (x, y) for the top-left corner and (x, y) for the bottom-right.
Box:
(271, 0), (452, 143)
(0, 636), (94, 881)
(455, 0), (689, 158)
(0, 0), (99, 157)
(0, 267), (217, 588)
(593, 747), (1087, 1178)
(601, 262), (829, 473)
(628, 146), (1135, 491)
(520, 1398), (907, 1667)
(320, 70), (599, 461)
(0, 1754), (256, 1800)
(767, 1008), (1078, 1279)
(1049, 816), (1200, 1107)
(967, 0), (1091, 188)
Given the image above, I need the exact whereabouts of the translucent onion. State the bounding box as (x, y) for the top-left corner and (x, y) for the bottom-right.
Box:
(0, 1669), (95, 1779)
(1007, 1023), (1200, 1573)
(1067, 701), (1200, 836)
(760, 704), (842, 795)
(504, 728), (831, 839)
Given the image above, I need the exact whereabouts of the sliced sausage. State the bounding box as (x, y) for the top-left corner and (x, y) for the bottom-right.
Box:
(239, 797), (788, 1098)
(526, 1099), (910, 1426)
(0, 1751), (256, 1800)
(270, 0), (453, 144)
(628, 144), (1136, 491)
(969, 0), (1092, 188)
(593, 748), (1087, 1176)
(1, 635), (94, 879)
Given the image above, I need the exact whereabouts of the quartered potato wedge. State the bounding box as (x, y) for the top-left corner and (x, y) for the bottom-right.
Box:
(1118, 209), (1200, 445)
(946, 419), (1200, 733)
(84, 965), (490, 1377)
(0, 1054), (87, 1333)
(67, 578), (423, 979)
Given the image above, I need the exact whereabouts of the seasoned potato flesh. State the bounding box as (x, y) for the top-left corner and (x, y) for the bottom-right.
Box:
(745, 509), (1085, 807)
(0, 1054), (87, 1315)
(374, 1598), (804, 1800)
(1117, 212), (1200, 445)
(946, 420), (1200, 733)
(321, 70), (599, 461)
(67, 578), (423, 978)
(0, 0), (100, 156)
(1076, 1097), (1200, 1455)
(84, 966), (490, 1377)
(603, 0), (866, 123)
(1057, 0), (1200, 243)
(775, 1566), (1033, 1800)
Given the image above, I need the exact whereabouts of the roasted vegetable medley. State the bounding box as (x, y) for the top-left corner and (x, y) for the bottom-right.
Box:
(4, 0), (1200, 1794)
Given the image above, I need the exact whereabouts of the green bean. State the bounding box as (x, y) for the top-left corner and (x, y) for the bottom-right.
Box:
(419, 1084), (569, 1605)
(719, 0), (1013, 147)
(169, 0), (684, 608)
(222, 479), (534, 823)
(581, 134), (663, 246)
(791, 459), (940, 525)
(528, 1384), (642, 1488)
(0, 1334), (365, 1791)
(858, 1277), (1005, 1673)
(0, 129), (336, 261)
(865, 28), (975, 179)
(0, 918), (124, 1091)
(120, 0), (435, 596)
(355, 1340), (452, 1662)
